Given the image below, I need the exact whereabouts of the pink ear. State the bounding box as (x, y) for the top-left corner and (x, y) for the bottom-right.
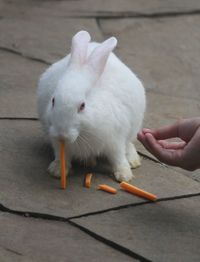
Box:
(87, 37), (117, 76)
(70, 31), (91, 66)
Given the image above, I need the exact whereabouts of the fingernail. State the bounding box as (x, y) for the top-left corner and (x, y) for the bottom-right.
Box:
(142, 128), (152, 134)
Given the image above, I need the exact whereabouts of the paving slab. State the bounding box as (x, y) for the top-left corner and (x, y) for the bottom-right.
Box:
(0, 17), (102, 64)
(0, 246), (32, 262)
(0, 51), (46, 118)
(0, 212), (134, 262)
(99, 16), (200, 101)
(72, 196), (200, 262)
(0, 120), (199, 218)
(176, 167), (200, 182)
(1, 0), (200, 18)
(144, 92), (200, 129)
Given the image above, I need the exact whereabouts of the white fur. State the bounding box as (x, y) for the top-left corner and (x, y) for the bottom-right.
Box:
(37, 31), (146, 182)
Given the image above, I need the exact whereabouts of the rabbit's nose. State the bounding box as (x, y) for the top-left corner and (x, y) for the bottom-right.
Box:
(58, 132), (70, 142)
(59, 132), (78, 144)
(58, 134), (66, 141)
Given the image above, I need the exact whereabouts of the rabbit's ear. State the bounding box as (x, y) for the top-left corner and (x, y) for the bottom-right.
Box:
(70, 31), (91, 66)
(87, 37), (117, 76)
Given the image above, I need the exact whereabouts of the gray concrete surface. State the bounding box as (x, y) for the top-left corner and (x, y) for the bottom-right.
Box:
(0, 213), (134, 262)
(73, 196), (200, 262)
(0, 0), (200, 261)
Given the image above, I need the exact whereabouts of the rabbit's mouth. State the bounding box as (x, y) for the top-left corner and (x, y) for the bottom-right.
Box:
(49, 125), (79, 144)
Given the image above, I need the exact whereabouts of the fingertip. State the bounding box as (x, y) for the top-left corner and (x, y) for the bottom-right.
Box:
(137, 131), (152, 153)
(142, 128), (152, 134)
(137, 131), (143, 140)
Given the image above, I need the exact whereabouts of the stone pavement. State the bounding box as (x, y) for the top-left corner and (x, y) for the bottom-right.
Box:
(0, 1), (200, 261)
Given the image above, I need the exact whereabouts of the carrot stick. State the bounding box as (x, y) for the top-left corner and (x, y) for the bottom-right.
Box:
(97, 184), (117, 194)
(60, 140), (67, 189)
(85, 173), (93, 188)
(120, 182), (157, 201)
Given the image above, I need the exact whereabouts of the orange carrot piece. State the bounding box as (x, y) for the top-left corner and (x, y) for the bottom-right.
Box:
(60, 140), (67, 189)
(97, 184), (117, 194)
(120, 182), (157, 201)
(85, 173), (93, 188)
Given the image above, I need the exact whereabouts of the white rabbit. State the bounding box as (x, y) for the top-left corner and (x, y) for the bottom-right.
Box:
(37, 31), (146, 182)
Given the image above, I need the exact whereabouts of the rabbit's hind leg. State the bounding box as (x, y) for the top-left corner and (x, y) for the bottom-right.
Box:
(126, 142), (141, 169)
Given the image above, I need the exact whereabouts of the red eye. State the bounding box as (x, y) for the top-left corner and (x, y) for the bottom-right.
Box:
(52, 97), (55, 107)
(78, 102), (85, 112)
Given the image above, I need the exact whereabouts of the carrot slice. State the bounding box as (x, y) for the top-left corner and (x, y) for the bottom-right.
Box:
(120, 182), (157, 201)
(60, 140), (67, 189)
(97, 184), (117, 194)
(85, 173), (93, 188)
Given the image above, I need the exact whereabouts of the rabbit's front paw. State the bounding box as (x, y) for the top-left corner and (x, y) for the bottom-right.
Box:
(129, 157), (141, 169)
(126, 143), (141, 169)
(114, 166), (134, 182)
(48, 160), (60, 178)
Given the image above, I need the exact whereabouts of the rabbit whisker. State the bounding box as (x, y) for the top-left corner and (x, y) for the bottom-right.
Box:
(81, 128), (104, 144)
(79, 134), (94, 154)
(77, 134), (92, 160)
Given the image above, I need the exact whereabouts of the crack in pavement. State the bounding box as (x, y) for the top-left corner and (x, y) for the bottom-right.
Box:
(0, 192), (199, 222)
(0, 193), (199, 261)
(1, 193), (199, 261)
(1, 8), (200, 20)
(0, 9), (199, 69)
(95, 17), (105, 38)
(0, 47), (50, 65)
(63, 9), (200, 19)
(68, 220), (152, 262)
(0, 117), (39, 121)
(1, 246), (23, 257)
(68, 193), (200, 220)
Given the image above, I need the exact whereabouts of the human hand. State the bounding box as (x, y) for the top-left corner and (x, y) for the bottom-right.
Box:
(137, 118), (200, 171)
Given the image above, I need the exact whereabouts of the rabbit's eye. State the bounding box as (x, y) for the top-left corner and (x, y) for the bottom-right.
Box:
(52, 98), (55, 107)
(78, 102), (85, 112)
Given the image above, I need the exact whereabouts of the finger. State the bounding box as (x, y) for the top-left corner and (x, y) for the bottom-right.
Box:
(142, 128), (153, 134)
(158, 140), (186, 150)
(143, 122), (179, 140)
(137, 131), (145, 142)
(145, 133), (181, 166)
(137, 131), (154, 153)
